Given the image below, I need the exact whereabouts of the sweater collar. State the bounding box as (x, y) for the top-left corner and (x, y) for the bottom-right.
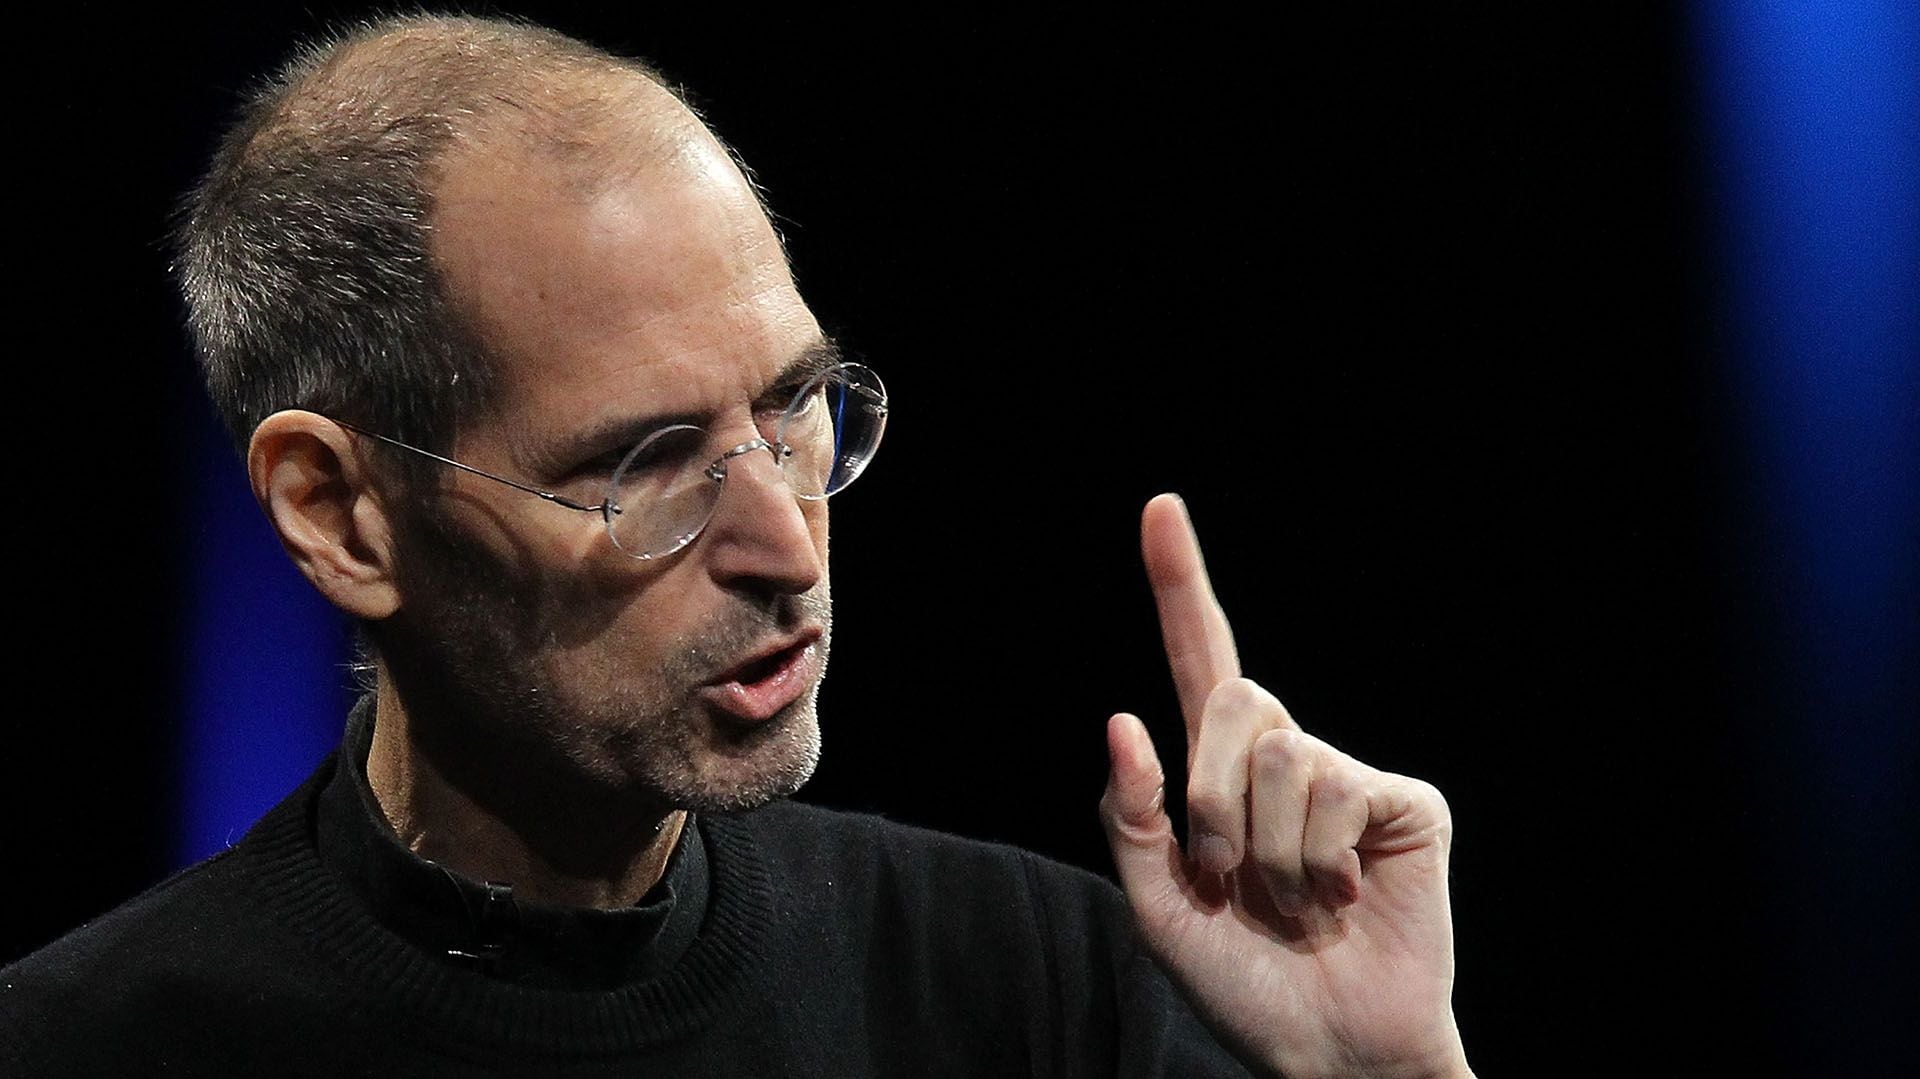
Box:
(314, 696), (708, 991)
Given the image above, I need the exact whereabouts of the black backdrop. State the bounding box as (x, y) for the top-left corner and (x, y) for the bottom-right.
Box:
(6, 6), (1851, 1075)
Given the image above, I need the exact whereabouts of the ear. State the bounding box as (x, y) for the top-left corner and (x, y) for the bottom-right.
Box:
(247, 410), (403, 620)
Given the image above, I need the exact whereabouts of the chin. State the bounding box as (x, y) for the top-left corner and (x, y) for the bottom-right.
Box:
(669, 703), (822, 813)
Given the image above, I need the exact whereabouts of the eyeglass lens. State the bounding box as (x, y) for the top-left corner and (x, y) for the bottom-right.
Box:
(604, 363), (887, 558)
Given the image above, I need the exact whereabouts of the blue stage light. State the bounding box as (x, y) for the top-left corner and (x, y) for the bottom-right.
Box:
(1693, 2), (1917, 1069)
(176, 408), (352, 867)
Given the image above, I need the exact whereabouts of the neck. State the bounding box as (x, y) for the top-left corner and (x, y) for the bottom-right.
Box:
(366, 676), (686, 909)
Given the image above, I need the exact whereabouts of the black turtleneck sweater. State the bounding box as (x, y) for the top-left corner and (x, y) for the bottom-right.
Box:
(3, 704), (1249, 1076)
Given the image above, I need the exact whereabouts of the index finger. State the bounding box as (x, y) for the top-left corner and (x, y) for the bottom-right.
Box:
(1141, 493), (1241, 739)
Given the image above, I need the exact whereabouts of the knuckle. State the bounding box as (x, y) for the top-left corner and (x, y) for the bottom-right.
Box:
(1251, 727), (1302, 776)
(1100, 781), (1166, 833)
(1314, 766), (1362, 806)
(1412, 778), (1454, 841)
(1203, 676), (1277, 720)
(1395, 776), (1448, 819)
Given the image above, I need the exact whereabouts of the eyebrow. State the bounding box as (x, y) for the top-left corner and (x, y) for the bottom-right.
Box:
(530, 338), (845, 478)
(752, 338), (845, 409)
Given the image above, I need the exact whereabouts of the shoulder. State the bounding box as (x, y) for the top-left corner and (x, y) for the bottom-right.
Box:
(5, 844), (251, 991)
(2, 767), (331, 1071)
(2, 845), (260, 1070)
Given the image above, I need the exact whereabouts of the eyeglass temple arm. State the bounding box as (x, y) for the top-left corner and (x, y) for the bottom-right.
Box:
(331, 420), (605, 513)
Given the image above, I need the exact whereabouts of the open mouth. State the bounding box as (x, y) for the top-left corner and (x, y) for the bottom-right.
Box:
(699, 630), (823, 724)
(731, 647), (795, 687)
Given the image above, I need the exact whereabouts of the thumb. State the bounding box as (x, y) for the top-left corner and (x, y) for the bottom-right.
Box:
(1099, 713), (1184, 913)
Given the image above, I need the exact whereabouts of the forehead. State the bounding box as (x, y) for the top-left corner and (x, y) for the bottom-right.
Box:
(430, 125), (821, 455)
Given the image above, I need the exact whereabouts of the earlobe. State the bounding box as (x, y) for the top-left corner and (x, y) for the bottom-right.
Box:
(248, 411), (403, 620)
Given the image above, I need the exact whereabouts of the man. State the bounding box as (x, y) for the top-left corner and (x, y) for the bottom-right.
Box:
(3, 15), (1472, 1077)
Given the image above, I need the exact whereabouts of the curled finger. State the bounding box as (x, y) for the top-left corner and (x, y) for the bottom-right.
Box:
(1248, 726), (1313, 915)
(1186, 677), (1288, 875)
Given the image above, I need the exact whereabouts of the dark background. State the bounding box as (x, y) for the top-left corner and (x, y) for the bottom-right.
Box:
(9, 6), (1913, 1075)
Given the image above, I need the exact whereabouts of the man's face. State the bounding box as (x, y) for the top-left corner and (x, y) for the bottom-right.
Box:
(380, 121), (834, 814)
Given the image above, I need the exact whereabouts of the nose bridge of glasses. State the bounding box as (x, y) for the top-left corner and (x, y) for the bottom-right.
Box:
(689, 370), (864, 493)
(704, 427), (801, 498)
(710, 434), (777, 473)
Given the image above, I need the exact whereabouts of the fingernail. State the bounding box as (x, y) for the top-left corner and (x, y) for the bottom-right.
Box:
(1190, 833), (1235, 875)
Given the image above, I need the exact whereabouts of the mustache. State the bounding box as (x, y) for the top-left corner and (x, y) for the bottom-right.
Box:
(674, 587), (831, 684)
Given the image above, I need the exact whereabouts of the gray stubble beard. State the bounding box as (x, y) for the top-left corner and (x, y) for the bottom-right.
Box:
(382, 505), (833, 817)
(584, 576), (833, 813)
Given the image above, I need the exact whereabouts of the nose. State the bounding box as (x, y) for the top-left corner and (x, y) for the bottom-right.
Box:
(698, 442), (825, 596)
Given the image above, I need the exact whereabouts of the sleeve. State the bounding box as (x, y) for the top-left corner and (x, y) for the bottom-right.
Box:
(1019, 851), (1258, 1079)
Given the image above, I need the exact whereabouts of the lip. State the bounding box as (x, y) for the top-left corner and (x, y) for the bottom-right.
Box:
(698, 627), (824, 724)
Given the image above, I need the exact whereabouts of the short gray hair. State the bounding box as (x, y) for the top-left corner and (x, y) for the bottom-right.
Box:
(175, 14), (686, 470)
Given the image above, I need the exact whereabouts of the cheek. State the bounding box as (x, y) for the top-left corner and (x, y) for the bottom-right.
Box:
(436, 475), (598, 569)
(575, 523), (681, 598)
(592, 563), (709, 652)
(551, 573), (693, 685)
(559, 513), (617, 578)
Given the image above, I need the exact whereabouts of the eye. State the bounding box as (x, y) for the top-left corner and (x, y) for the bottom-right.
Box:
(614, 425), (707, 480)
(579, 447), (628, 475)
(760, 380), (810, 414)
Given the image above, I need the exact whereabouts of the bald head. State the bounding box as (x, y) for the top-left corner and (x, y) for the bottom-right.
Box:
(178, 14), (748, 466)
(279, 17), (713, 195)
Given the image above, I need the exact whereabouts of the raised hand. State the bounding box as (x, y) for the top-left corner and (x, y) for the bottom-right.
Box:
(1099, 494), (1472, 1079)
